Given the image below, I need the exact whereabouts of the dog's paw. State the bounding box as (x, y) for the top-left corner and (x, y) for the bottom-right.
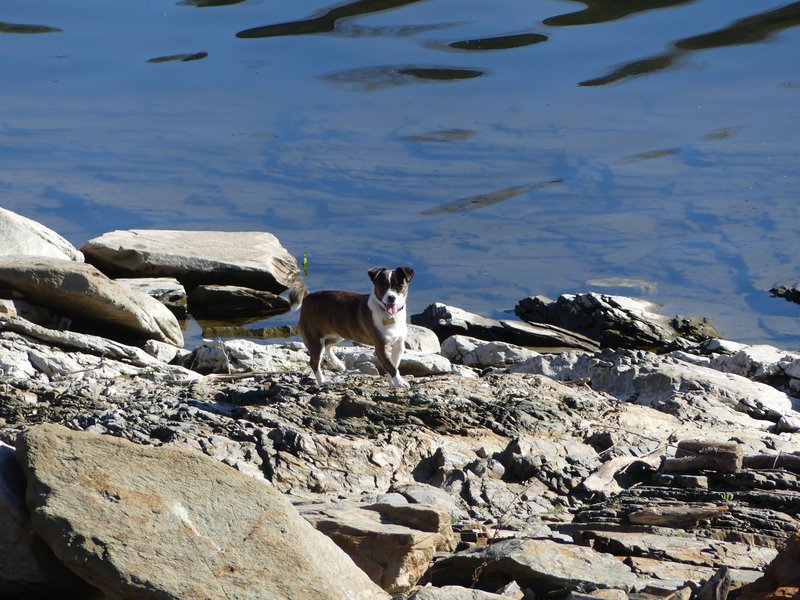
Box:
(390, 374), (410, 389)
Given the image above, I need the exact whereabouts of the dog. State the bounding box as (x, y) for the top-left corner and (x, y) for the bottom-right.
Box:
(288, 266), (415, 388)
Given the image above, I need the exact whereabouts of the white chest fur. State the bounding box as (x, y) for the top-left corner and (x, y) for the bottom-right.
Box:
(368, 294), (407, 340)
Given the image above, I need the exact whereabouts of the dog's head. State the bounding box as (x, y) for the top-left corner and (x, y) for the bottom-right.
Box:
(368, 266), (415, 316)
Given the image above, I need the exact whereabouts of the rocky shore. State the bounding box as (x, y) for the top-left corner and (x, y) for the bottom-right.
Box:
(1, 207), (799, 600)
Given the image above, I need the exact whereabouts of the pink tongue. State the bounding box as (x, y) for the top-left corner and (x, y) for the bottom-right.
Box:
(386, 305), (397, 315)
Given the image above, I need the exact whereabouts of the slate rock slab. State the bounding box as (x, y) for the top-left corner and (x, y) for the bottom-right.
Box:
(0, 257), (183, 346)
(81, 229), (299, 292)
(515, 293), (719, 350)
(0, 207), (84, 262)
(426, 537), (637, 593)
(15, 424), (389, 600)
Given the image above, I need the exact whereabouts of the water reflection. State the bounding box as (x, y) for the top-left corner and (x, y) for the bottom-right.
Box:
(699, 126), (745, 142)
(407, 129), (475, 142)
(0, 21), (61, 34)
(421, 179), (563, 215)
(448, 32), (547, 51)
(581, 2), (800, 85)
(236, 0), (423, 38)
(618, 147), (680, 164)
(544, 0), (695, 27)
(327, 65), (484, 91)
(146, 52), (208, 64)
(177, 0), (244, 6)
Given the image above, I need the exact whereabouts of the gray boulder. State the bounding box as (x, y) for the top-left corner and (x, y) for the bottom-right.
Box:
(412, 303), (599, 351)
(16, 424), (390, 600)
(116, 277), (188, 319)
(81, 229), (299, 292)
(0, 207), (83, 262)
(515, 294), (719, 350)
(0, 257), (183, 346)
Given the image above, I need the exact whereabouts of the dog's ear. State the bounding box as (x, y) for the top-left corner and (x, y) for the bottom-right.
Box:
(368, 267), (387, 282)
(396, 266), (415, 284)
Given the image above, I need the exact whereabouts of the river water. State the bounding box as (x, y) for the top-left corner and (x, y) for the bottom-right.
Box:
(2, 0), (800, 347)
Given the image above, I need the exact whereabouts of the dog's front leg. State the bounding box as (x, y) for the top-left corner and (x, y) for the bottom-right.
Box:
(375, 339), (409, 389)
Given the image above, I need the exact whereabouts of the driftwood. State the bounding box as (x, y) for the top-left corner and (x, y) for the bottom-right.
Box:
(628, 503), (729, 528)
(743, 453), (800, 475)
(662, 440), (742, 474)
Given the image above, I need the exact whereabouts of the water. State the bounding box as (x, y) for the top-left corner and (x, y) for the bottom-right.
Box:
(2, 0), (799, 347)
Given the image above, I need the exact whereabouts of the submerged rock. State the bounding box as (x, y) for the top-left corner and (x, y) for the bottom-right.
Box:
(81, 229), (299, 293)
(770, 282), (800, 305)
(186, 284), (290, 319)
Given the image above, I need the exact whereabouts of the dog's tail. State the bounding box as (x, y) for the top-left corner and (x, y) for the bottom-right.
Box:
(287, 281), (309, 312)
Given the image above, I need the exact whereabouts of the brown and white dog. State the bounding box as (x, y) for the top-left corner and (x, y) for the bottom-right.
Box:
(288, 266), (415, 388)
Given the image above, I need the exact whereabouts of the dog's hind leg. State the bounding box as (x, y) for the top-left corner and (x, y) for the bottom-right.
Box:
(308, 338), (326, 385)
(323, 337), (346, 372)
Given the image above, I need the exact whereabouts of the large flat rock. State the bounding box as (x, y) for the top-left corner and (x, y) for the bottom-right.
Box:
(0, 257), (183, 346)
(16, 424), (389, 600)
(0, 442), (99, 598)
(0, 207), (84, 262)
(81, 229), (299, 292)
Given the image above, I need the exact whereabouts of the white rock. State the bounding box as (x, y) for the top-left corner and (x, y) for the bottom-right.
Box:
(709, 344), (799, 379)
(185, 339), (309, 374)
(705, 339), (749, 354)
(441, 335), (538, 368)
(81, 229), (299, 293)
(0, 207), (83, 262)
(406, 324), (441, 353)
(338, 346), (453, 377)
(506, 351), (592, 381)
